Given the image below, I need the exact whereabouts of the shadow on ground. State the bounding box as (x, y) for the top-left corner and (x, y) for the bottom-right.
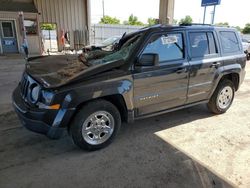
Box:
(0, 104), (234, 188)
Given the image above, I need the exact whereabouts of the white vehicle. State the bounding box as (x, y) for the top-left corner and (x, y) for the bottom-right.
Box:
(242, 38), (250, 60)
(83, 36), (121, 52)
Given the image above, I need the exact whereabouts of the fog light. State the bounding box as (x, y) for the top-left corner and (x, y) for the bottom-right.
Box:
(48, 104), (60, 110)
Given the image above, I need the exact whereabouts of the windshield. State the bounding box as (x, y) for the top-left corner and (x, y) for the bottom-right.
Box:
(242, 38), (249, 43)
(101, 37), (120, 46)
(88, 34), (141, 65)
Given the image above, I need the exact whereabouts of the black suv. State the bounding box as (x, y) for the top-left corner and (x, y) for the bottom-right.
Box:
(13, 24), (246, 150)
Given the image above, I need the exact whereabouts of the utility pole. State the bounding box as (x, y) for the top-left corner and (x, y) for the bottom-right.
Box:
(203, 6), (207, 24)
(159, 0), (175, 24)
(211, 5), (216, 24)
(102, 0), (105, 18)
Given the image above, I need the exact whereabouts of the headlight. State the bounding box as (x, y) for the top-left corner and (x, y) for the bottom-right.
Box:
(30, 84), (40, 103)
(41, 90), (54, 105)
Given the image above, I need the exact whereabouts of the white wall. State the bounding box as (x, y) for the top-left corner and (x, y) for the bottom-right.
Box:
(90, 24), (143, 44)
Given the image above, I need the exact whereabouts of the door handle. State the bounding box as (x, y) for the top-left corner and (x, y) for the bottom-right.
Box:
(176, 67), (187, 74)
(210, 62), (221, 68)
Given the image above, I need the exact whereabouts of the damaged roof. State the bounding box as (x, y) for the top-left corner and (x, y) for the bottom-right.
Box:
(0, 1), (38, 13)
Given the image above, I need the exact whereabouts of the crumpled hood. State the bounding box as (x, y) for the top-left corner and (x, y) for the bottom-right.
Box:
(26, 55), (124, 88)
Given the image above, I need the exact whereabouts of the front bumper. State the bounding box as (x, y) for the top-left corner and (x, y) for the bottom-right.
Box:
(12, 85), (75, 139)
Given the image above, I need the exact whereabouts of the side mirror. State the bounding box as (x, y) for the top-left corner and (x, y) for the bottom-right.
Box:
(137, 53), (159, 67)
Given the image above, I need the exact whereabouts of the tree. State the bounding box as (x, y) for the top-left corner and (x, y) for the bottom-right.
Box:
(216, 22), (229, 27)
(123, 14), (144, 26)
(147, 18), (158, 26)
(242, 23), (250, 34)
(173, 19), (178, 25)
(99, 16), (120, 24)
(40, 23), (56, 30)
(233, 26), (242, 32)
(179, 16), (193, 25)
(215, 23), (241, 32)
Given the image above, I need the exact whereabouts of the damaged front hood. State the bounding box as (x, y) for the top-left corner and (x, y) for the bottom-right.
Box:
(26, 55), (125, 88)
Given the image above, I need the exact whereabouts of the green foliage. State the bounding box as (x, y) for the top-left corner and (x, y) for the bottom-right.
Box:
(173, 19), (178, 25)
(179, 16), (193, 25)
(99, 16), (120, 24)
(242, 23), (250, 34)
(215, 23), (241, 32)
(40, 23), (56, 30)
(123, 14), (144, 26)
(147, 18), (158, 26)
(216, 22), (229, 27)
(233, 26), (242, 32)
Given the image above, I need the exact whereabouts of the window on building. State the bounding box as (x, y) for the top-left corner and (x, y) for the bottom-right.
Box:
(189, 32), (218, 58)
(220, 31), (240, 53)
(142, 33), (184, 63)
(2, 22), (14, 37)
(24, 19), (38, 35)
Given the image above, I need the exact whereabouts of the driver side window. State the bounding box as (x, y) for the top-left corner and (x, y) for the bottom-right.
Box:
(142, 33), (184, 64)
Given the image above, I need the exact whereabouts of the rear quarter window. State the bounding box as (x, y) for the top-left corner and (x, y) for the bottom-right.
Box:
(219, 31), (240, 53)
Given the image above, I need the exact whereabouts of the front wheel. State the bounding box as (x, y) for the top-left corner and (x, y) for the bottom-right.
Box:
(207, 79), (235, 114)
(70, 100), (121, 151)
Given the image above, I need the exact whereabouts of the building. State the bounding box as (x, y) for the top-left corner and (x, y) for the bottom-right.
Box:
(34, 0), (91, 51)
(0, 0), (173, 55)
(0, 0), (90, 55)
(0, 0), (41, 54)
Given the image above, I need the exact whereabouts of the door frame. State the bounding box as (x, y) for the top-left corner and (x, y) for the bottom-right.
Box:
(40, 22), (59, 53)
(132, 31), (189, 116)
(0, 18), (20, 54)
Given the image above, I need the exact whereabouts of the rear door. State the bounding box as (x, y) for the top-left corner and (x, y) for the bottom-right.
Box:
(133, 32), (189, 116)
(186, 30), (221, 103)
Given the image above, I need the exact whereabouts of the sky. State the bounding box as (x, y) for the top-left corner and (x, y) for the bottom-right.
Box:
(91, 0), (250, 28)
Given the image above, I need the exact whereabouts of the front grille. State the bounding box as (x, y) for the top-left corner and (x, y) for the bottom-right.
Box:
(20, 73), (39, 104)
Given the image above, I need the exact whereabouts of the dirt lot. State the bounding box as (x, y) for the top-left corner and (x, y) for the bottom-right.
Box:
(0, 56), (249, 188)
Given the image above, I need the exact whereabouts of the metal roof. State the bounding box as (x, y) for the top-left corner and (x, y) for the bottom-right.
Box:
(0, 1), (38, 13)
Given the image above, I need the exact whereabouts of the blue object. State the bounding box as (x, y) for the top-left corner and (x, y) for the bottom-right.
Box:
(201, 0), (221, 6)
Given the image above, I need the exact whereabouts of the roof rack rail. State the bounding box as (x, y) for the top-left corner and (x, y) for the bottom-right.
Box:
(179, 23), (212, 26)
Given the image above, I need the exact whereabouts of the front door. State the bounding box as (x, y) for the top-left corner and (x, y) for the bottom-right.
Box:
(0, 21), (18, 53)
(133, 32), (189, 116)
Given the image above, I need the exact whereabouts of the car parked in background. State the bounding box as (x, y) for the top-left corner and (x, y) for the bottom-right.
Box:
(242, 38), (250, 60)
(83, 36), (121, 52)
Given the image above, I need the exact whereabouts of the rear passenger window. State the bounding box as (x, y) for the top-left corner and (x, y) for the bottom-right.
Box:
(220, 31), (240, 53)
(189, 32), (217, 58)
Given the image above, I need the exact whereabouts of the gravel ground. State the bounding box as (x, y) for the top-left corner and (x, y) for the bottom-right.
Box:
(0, 56), (249, 188)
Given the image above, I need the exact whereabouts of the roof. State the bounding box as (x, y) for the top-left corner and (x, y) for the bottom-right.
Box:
(139, 24), (237, 33)
(0, 1), (38, 13)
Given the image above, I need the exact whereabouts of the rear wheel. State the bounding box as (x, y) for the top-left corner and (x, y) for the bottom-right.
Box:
(207, 79), (235, 114)
(70, 100), (121, 151)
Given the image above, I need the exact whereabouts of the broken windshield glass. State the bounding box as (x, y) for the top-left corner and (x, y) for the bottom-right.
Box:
(87, 34), (141, 65)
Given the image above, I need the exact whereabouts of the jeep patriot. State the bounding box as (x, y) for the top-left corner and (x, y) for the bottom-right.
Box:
(12, 24), (246, 150)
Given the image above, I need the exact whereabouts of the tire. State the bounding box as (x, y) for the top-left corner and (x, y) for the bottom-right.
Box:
(207, 79), (235, 114)
(70, 100), (121, 151)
